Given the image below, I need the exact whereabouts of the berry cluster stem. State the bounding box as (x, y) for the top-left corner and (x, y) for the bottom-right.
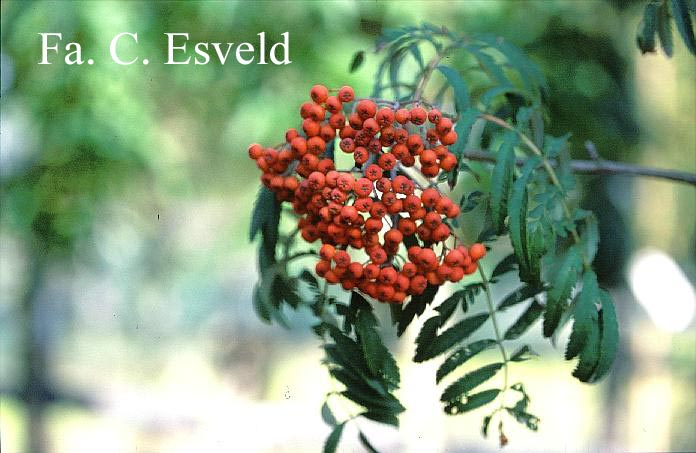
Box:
(479, 266), (509, 412)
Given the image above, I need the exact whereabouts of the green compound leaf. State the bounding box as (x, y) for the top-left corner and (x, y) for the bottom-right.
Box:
(565, 270), (600, 361)
(323, 422), (346, 453)
(436, 65), (470, 114)
(508, 157), (540, 283)
(503, 299), (544, 340)
(436, 339), (497, 383)
(415, 313), (489, 362)
(445, 389), (501, 415)
(589, 289), (619, 383)
(441, 363), (503, 404)
(637, 2), (659, 54)
(544, 246), (581, 337)
(490, 130), (518, 234)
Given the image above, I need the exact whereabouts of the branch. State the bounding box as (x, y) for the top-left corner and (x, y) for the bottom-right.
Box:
(460, 148), (696, 186)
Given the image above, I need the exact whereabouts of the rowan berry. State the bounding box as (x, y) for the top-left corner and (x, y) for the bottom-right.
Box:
(285, 128), (300, 143)
(364, 263), (380, 279)
(338, 86), (355, 103)
(362, 118), (379, 135)
(440, 130), (458, 146)
(428, 108), (443, 124)
(307, 136), (326, 154)
(378, 153), (397, 171)
(354, 197), (373, 212)
(325, 96), (342, 114)
(365, 217), (383, 233)
(348, 112), (363, 129)
(384, 229), (404, 245)
(329, 113), (346, 129)
(421, 188), (440, 208)
(420, 149), (438, 166)
(410, 106), (427, 125)
(469, 243), (486, 261)
(410, 275), (428, 294)
(375, 177), (392, 193)
(315, 259), (332, 277)
(398, 218), (417, 236)
(436, 117), (453, 135)
(340, 137), (356, 154)
(302, 118), (321, 137)
(393, 128), (408, 144)
(402, 262), (417, 278)
(440, 153), (457, 171)
(365, 164), (383, 181)
(308, 104), (326, 122)
(356, 99), (377, 119)
(310, 84), (329, 103)
(378, 267), (398, 285)
(376, 107), (395, 127)
(248, 143), (264, 159)
(395, 108), (410, 124)
(369, 247), (388, 264)
(354, 147), (369, 165)
(392, 175), (414, 194)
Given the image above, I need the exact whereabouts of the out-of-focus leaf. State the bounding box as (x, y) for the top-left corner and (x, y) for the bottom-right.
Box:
(671, 0), (696, 54)
(637, 2), (659, 54)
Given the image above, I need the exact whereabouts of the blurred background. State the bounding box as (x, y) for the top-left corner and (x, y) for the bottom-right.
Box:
(1, 1), (694, 452)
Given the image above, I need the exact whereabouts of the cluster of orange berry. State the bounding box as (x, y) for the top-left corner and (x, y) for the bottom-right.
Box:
(248, 84), (486, 303)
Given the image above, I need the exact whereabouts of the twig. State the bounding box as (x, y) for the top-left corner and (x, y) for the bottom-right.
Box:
(458, 148), (696, 186)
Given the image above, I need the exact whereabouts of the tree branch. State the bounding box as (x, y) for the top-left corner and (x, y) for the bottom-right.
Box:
(460, 148), (696, 186)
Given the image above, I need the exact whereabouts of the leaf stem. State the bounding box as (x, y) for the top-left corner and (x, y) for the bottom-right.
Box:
(478, 265), (509, 411)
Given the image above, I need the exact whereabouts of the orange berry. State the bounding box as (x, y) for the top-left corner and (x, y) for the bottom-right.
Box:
(469, 243), (487, 261)
(338, 86), (355, 103)
(310, 84), (329, 103)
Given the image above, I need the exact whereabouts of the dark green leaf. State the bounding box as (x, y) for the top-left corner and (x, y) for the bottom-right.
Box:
(497, 284), (543, 311)
(482, 414), (493, 437)
(671, 0), (696, 54)
(413, 316), (442, 362)
(355, 309), (400, 389)
(509, 345), (539, 362)
(506, 406), (540, 431)
(491, 254), (518, 279)
(590, 290), (619, 382)
(544, 246), (581, 337)
(637, 2), (659, 54)
(251, 187), (281, 268)
(441, 363), (503, 403)
(321, 401), (337, 426)
(362, 409), (400, 427)
(503, 299), (544, 340)
(350, 50), (366, 72)
(579, 214), (599, 264)
(436, 65), (470, 113)
(490, 130), (518, 234)
(572, 315), (601, 382)
(324, 422), (345, 453)
(415, 313), (489, 362)
(435, 290), (464, 324)
(658, 2), (675, 56)
(359, 431), (380, 453)
(508, 157), (540, 283)
(445, 389), (501, 415)
(565, 270), (599, 360)
(436, 339), (497, 383)
(397, 284), (439, 336)
(300, 269), (319, 290)
(460, 190), (485, 213)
